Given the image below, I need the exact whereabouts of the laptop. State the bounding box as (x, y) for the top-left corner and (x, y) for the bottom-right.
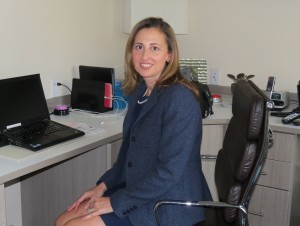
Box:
(0, 74), (85, 151)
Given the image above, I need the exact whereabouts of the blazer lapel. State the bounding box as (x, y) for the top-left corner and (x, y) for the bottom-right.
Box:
(130, 85), (161, 132)
(136, 87), (160, 123)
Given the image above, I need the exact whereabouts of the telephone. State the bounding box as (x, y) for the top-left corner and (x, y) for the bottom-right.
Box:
(278, 80), (300, 125)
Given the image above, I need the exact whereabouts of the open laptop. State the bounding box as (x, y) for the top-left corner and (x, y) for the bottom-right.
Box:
(0, 74), (85, 151)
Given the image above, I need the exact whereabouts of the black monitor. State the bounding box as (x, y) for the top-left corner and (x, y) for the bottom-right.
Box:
(79, 65), (115, 92)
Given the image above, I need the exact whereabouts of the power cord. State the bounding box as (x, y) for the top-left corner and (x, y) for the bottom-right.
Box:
(57, 82), (72, 93)
(71, 96), (128, 118)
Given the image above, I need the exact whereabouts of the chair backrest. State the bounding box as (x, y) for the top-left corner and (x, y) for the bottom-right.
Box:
(214, 80), (272, 224)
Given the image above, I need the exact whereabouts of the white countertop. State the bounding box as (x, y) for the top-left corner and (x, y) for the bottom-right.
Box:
(0, 111), (124, 184)
(0, 100), (299, 185)
(207, 97), (300, 134)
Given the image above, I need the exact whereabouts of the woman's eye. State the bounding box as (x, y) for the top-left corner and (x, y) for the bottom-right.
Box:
(151, 46), (159, 51)
(135, 44), (143, 51)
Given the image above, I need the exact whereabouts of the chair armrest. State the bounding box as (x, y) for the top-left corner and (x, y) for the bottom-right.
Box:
(153, 200), (248, 226)
(154, 200), (247, 215)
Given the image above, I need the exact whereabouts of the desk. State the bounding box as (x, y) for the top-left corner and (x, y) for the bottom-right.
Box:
(0, 111), (124, 226)
(0, 100), (299, 226)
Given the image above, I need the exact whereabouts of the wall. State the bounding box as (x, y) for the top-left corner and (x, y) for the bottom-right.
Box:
(0, 0), (127, 99)
(0, 0), (299, 98)
(177, 0), (300, 92)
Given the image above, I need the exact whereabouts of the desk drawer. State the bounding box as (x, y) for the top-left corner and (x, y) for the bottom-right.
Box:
(201, 125), (224, 155)
(249, 185), (289, 226)
(257, 159), (291, 190)
(267, 132), (294, 162)
(0, 184), (5, 226)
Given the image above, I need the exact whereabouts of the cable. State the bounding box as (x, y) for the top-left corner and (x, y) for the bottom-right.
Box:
(102, 95), (128, 117)
(70, 95), (128, 118)
(57, 82), (72, 93)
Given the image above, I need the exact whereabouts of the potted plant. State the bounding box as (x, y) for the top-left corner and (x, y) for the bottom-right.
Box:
(227, 73), (255, 93)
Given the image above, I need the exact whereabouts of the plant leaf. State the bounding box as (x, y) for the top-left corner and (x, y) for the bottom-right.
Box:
(237, 73), (245, 80)
(227, 74), (237, 82)
(245, 74), (255, 80)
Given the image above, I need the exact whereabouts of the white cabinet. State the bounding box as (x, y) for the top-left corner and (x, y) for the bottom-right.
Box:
(20, 145), (108, 226)
(248, 131), (299, 226)
(249, 185), (289, 226)
(123, 0), (188, 34)
(201, 124), (226, 200)
(107, 139), (122, 169)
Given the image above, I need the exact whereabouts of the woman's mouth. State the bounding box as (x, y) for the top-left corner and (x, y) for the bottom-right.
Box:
(140, 63), (152, 68)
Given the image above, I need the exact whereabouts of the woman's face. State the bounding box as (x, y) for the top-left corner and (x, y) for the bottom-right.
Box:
(132, 27), (171, 84)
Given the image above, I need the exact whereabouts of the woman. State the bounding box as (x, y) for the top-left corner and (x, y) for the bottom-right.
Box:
(55, 17), (211, 226)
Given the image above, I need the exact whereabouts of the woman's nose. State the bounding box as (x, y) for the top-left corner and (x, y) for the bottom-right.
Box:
(142, 49), (150, 60)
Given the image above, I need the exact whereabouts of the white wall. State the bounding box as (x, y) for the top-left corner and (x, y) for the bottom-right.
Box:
(177, 0), (300, 92)
(0, 0), (299, 98)
(0, 0), (127, 99)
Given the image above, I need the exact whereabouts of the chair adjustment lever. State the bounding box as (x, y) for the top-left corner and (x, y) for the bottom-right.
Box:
(249, 211), (264, 217)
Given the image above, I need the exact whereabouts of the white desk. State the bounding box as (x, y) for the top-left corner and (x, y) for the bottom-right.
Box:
(0, 111), (124, 226)
(0, 100), (299, 226)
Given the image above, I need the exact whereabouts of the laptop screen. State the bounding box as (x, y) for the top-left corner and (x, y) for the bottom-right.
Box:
(0, 74), (50, 130)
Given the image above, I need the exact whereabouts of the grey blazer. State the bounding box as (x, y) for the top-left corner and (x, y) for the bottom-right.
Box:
(99, 82), (211, 226)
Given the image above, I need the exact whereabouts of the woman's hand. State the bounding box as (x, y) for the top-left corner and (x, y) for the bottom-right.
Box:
(82, 196), (113, 219)
(67, 182), (107, 213)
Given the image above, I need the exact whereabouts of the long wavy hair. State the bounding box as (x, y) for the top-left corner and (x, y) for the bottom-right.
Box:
(122, 17), (199, 99)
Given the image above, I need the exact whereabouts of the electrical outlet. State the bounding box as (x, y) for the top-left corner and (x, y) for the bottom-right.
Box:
(51, 79), (60, 97)
(210, 68), (220, 85)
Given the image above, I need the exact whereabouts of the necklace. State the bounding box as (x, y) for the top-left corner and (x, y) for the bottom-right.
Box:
(137, 89), (149, 104)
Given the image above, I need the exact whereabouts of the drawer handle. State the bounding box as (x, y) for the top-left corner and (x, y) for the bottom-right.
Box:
(201, 155), (217, 160)
(260, 171), (267, 176)
(249, 211), (264, 217)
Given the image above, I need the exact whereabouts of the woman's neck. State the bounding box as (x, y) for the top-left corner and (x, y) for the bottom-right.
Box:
(144, 80), (156, 96)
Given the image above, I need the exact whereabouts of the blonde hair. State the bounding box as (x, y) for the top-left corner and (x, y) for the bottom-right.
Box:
(122, 17), (199, 99)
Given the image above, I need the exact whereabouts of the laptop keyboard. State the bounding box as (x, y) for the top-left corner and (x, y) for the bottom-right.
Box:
(5, 121), (68, 141)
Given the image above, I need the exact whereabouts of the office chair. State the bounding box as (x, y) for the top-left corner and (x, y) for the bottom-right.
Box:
(153, 80), (274, 226)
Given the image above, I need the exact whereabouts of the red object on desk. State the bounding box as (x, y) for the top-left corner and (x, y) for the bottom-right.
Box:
(212, 94), (222, 103)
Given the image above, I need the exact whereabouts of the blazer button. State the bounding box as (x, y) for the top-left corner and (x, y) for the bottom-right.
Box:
(131, 136), (136, 142)
(128, 162), (132, 167)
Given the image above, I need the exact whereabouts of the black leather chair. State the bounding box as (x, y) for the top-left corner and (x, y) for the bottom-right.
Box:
(153, 80), (274, 226)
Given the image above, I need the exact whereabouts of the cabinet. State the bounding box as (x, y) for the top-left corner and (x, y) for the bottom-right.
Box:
(107, 139), (122, 169)
(201, 124), (226, 200)
(248, 131), (299, 226)
(19, 145), (108, 226)
(123, 0), (188, 34)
